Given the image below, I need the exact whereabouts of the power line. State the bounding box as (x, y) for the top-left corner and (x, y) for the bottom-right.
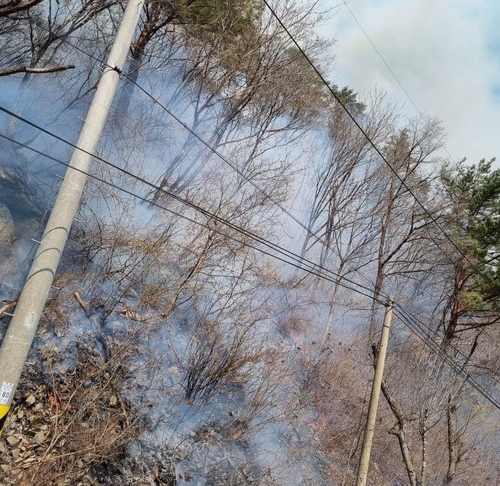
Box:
(34, 3), (485, 297)
(394, 306), (500, 409)
(7, 6), (496, 398)
(21, 20), (381, 295)
(0, 128), (380, 304)
(261, 0), (497, 294)
(20, 0), (495, 320)
(44, 15), (463, 328)
(7, 14), (499, 408)
(3, 34), (491, 358)
(394, 302), (500, 387)
(393, 307), (500, 411)
(341, 2), (458, 164)
(5, 127), (499, 411)
(52, 4), (496, 351)
(122, 74), (381, 292)
(342, 2), (422, 118)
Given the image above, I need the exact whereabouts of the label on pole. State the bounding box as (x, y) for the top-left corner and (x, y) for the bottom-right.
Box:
(25, 312), (37, 330)
(0, 405), (9, 437)
(0, 382), (13, 405)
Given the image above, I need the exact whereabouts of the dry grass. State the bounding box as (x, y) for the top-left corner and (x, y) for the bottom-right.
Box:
(0, 339), (141, 486)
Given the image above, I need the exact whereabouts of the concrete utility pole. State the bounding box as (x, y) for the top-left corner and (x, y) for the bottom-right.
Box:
(356, 298), (394, 486)
(0, 0), (144, 436)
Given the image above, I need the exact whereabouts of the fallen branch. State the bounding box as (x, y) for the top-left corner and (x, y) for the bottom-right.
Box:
(0, 300), (17, 318)
(0, 64), (75, 77)
(73, 292), (90, 318)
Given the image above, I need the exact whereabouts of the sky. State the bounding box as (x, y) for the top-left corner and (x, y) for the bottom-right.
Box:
(315, 0), (500, 166)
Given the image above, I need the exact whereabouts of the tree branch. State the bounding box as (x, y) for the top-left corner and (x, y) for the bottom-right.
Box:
(373, 345), (418, 486)
(0, 64), (75, 77)
(0, 0), (43, 16)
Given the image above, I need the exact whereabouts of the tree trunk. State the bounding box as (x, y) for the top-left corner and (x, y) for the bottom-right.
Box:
(443, 395), (459, 484)
(379, 374), (418, 486)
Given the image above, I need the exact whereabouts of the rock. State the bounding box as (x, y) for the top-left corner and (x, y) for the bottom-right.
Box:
(109, 395), (117, 407)
(25, 394), (36, 406)
(0, 203), (15, 249)
(6, 434), (21, 446)
(34, 431), (45, 443)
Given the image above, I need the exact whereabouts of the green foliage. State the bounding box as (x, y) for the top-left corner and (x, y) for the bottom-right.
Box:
(176, 1), (336, 130)
(327, 85), (364, 133)
(458, 290), (485, 312)
(334, 86), (365, 114)
(175, 0), (262, 42)
(442, 159), (500, 307)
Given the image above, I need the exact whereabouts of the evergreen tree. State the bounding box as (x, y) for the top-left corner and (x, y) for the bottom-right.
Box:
(441, 159), (500, 341)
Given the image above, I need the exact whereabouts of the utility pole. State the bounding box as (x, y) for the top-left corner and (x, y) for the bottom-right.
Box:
(356, 298), (394, 486)
(0, 0), (144, 436)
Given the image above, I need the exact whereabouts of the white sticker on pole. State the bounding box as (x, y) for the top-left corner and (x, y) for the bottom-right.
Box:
(0, 382), (13, 405)
(25, 312), (37, 330)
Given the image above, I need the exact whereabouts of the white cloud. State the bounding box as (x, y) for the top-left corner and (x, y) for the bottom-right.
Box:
(317, 0), (500, 164)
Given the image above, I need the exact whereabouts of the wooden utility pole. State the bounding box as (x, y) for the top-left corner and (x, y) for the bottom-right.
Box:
(356, 298), (394, 486)
(0, 0), (144, 436)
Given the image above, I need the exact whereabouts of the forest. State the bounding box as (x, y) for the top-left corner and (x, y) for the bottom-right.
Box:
(0, 1), (499, 484)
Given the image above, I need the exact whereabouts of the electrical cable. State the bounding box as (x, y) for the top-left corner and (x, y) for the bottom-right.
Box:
(3, 57), (493, 389)
(393, 308), (500, 410)
(21, 0), (495, 313)
(6, 14), (499, 408)
(4, 128), (499, 411)
(395, 310), (500, 405)
(20, 19), (382, 295)
(114, 10), (497, 347)
(0, 129), (381, 305)
(38, 4), (497, 320)
(396, 309), (500, 406)
(342, 2), (460, 167)
(394, 302), (500, 387)
(343, 2), (422, 118)
(261, 0), (497, 293)
(53, 9), (484, 362)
